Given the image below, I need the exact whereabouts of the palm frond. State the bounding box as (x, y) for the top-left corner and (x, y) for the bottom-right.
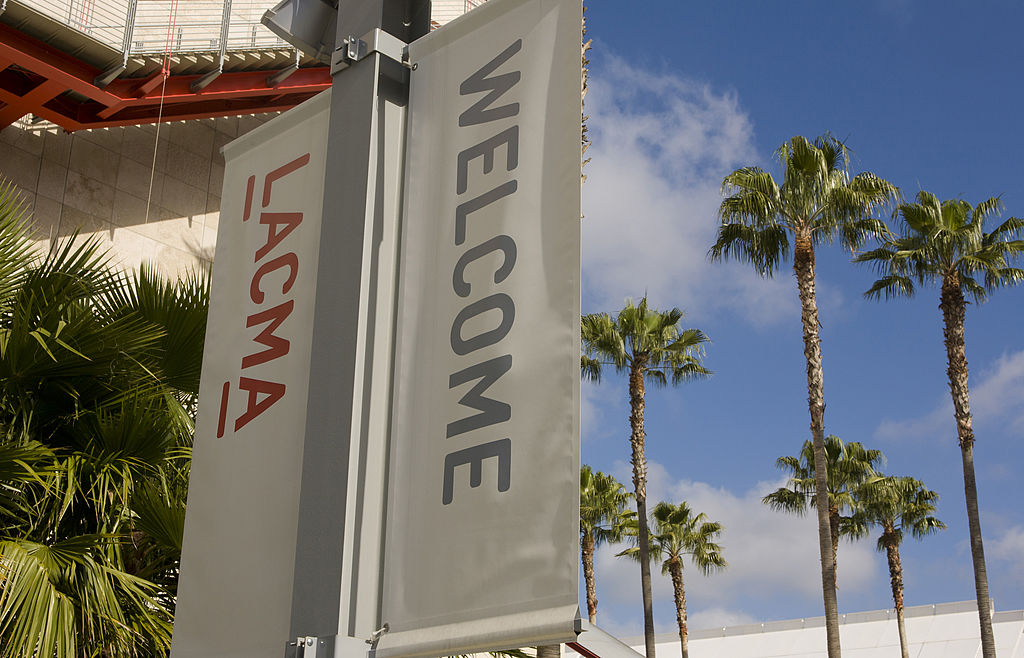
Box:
(103, 265), (210, 396)
(0, 179), (37, 306)
(863, 274), (915, 300)
(0, 536), (172, 658)
(708, 222), (790, 277)
(767, 436), (883, 524)
(580, 354), (603, 383)
(850, 476), (945, 548)
(580, 466), (632, 548)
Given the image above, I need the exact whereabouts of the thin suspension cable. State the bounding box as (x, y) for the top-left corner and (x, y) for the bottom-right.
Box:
(144, 0), (179, 224)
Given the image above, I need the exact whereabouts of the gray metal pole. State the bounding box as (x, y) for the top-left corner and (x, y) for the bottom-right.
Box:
(287, 0), (428, 651)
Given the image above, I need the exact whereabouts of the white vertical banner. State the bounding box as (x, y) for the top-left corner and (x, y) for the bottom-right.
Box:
(378, 0), (582, 654)
(171, 91), (331, 658)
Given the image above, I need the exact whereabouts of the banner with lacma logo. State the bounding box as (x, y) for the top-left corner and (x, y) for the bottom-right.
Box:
(378, 0), (582, 654)
(171, 91), (331, 658)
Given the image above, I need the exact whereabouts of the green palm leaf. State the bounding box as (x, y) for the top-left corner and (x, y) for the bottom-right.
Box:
(0, 180), (36, 307)
(0, 536), (172, 658)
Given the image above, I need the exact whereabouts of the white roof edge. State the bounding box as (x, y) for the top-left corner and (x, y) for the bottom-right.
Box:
(619, 600), (1021, 645)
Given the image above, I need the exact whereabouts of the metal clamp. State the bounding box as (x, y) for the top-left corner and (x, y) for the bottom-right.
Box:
(287, 634), (377, 657)
(366, 623), (390, 645)
(289, 636), (323, 658)
(331, 28), (409, 75)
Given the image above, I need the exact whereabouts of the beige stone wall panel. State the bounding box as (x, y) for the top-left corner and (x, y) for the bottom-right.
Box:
(164, 142), (212, 190)
(115, 157), (162, 201)
(36, 160), (68, 202)
(0, 138), (41, 193)
(121, 126), (169, 169)
(30, 195), (62, 242)
(166, 120), (217, 159)
(42, 130), (73, 165)
(1, 124), (44, 157)
(68, 139), (120, 187)
(63, 170), (115, 221)
(0, 111), (280, 276)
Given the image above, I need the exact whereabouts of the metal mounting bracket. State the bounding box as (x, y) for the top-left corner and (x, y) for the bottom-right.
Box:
(330, 27), (409, 75)
(288, 635), (333, 658)
(286, 634), (370, 658)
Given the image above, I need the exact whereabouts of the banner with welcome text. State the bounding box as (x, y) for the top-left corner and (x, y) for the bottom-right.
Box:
(377, 0), (583, 655)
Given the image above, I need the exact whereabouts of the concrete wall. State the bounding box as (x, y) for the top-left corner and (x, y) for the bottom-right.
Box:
(0, 113), (272, 277)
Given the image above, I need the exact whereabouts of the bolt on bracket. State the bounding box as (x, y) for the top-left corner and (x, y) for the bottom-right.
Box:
(330, 28), (409, 75)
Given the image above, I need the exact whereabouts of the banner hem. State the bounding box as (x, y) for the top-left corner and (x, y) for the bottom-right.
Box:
(372, 604), (580, 658)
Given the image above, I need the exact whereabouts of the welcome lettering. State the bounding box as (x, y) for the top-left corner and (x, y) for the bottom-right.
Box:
(442, 40), (523, 504)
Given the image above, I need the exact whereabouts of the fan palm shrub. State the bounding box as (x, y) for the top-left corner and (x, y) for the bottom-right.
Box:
(0, 178), (209, 657)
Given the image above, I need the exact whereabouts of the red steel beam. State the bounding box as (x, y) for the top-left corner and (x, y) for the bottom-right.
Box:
(78, 94), (323, 128)
(104, 67), (331, 106)
(0, 24), (120, 102)
(0, 23), (330, 131)
(0, 78), (63, 126)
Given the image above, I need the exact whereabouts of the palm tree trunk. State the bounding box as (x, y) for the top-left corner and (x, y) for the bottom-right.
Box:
(940, 277), (996, 658)
(793, 238), (841, 658)
(537, 645), (560, 658)
(830, 506), (840, 586)
(582, 530), (598, 623)
(668, 557), (689, 658)
(629, 360), (657, 658)
(883, 529), (909, 658)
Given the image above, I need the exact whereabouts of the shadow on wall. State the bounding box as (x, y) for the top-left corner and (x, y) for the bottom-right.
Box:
(0, 113), (274, 276)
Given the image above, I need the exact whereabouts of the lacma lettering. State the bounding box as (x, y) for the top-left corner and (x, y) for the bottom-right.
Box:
(443, 41), (522, 504)
(217, 154), (310, 438)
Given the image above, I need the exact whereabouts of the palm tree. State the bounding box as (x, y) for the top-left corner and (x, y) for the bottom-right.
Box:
(581, 298), (711, 657)
(580, 465), (632, 624)
(855, 191), (1023, 658)
(0, 179), (209, 657)
(849, 476), (945, 658)
(620, 502), (726, 658)
(763, 435), (884, 580)
(710, 134), (899, 658)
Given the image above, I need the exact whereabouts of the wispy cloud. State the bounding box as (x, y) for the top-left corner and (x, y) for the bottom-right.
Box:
(581, 55), (794, 327)
(989, 525), (1024, 587)
(874, 350), (1024, 441)
(581, 378), (621, 444)
(687, 606), (759, 631)
(591, 461), (877, 636)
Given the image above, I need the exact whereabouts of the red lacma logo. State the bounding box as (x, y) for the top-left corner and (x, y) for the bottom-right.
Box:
(217, 153), (310, 438)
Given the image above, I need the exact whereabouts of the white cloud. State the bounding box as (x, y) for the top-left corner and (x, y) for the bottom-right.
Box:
(874, 407), (949, 443)
(687, 606), (759, 631)
(989, 525), (1024, 587)
(591, 461), (878, 635)
(973, 351), (1024, 430)
(581, 56), (795, 327)
(874, 350), (1024, 441)
(581, 378), (621, 444)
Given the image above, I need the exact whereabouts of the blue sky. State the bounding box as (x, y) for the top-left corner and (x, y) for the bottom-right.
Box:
(578, 0), (1024, 637)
